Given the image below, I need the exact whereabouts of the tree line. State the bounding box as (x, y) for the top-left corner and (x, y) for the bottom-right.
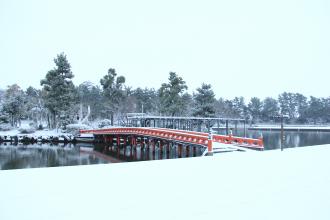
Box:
(0, 53), (329, 129)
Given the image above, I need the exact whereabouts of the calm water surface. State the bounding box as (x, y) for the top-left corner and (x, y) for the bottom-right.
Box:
(0, 143), (109, 170)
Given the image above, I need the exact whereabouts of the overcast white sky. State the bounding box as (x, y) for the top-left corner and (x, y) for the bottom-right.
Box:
(1, 0), (329, 100)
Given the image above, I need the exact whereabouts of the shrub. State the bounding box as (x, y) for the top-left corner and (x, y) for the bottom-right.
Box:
(0, 115), (9, 123)
(0, 123), (12, 131)
(65, 124), (92, 135)
(98, 119), (112, 128)
(19, 127), (36, 134)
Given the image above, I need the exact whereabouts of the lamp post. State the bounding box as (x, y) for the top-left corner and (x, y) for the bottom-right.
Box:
(273, 114), (289, 151)
(280, 115), (284, 151)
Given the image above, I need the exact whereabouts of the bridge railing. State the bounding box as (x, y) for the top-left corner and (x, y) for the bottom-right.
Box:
(139, 128), (264, 149)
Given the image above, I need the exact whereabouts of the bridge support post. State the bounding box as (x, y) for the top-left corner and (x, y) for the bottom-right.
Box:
(159, 140), (163, 160)
(117, 135), (120, 147)
(152, 140), (156, 160)
(193, 146), (196, 157)
(146, 140), (150, 160)
(186, 145), (190, 157)
(109, 136), (113, 152)
(178, 144), (182, 158)
(166, 142), (170, 159)
(117, 145), (120, 158)
(140, 138), (145, 160)
(133, 137), (137, 160)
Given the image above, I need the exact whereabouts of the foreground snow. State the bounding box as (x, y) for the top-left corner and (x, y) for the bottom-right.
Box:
(1, 145), (330, 220)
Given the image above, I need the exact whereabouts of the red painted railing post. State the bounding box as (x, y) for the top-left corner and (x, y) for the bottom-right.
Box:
(207, 132), (213, 156)
(258, 134), (264, 150)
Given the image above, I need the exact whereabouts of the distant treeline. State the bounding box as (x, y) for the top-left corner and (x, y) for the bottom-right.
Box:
(0, 53), (329, 128)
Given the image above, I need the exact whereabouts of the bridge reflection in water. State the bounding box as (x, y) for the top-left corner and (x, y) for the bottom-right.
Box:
(91, 139), (205, 162)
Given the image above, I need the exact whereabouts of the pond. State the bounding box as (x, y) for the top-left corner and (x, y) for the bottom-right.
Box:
(0, 141), (206, 170)
(0, 143), (109, 170)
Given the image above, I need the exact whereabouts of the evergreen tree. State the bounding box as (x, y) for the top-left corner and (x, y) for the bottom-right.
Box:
(323, 97), (330, 123)
(25, 86), (45, 126)
(193, 83), (216, 117)
(232, 97), (247, 118)
(132, 87), (158, 114)
(77, 81), (104, 120)
(306, 96), (324, 124)
(100, 68), (126, 125)
(159, 72), (188, 116)
(247, 97), (262, 123)
(278, 92), (297, 120)
(294, 93), (308, 123)
(181, 93), (193, 116)
(215, 98), (232, 118)
(261, 97), (279, 121)
(2, 84), (26, 126)
(40, 53), (77, 128)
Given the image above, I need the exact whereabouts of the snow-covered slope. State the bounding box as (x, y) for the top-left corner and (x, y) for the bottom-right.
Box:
(1, 145), (329, 220)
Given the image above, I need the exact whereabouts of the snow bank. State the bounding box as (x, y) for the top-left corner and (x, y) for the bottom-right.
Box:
(0, 145), (329, 220)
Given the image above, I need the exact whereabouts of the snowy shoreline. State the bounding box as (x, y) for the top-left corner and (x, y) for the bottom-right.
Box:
(249, 125), (330, 132)
(0, 129), (75, 143)
(1, 145), (329, 220)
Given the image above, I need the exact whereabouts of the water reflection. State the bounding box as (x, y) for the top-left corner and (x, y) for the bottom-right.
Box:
(0, 143), (108, 170)
(92, 143), (204, 162)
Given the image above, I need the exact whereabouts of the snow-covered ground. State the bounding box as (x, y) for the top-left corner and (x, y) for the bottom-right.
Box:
(0, 145), (329, 220)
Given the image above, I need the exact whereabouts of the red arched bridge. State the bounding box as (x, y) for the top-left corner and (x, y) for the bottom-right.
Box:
(80, 127), (263, 157)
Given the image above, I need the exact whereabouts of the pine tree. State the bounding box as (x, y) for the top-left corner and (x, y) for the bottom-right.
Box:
(159, 72), (188, 116)
(77, 81), (104, 120)
(193, 83), (216, 117)
(132, 87), (158, 114)
(295, 93), (308, 123)
(100, 68), (126, 125)
(278, 92), (297, 120)
(248, 97), (262, 123)
(261, 97), (279, 121)
(307, 96), (324, 124)
(25, 86), (45, 126)
(232, 97), (247, 118)
(40, 53), (77, 128)
(2, 84), (26, 126)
